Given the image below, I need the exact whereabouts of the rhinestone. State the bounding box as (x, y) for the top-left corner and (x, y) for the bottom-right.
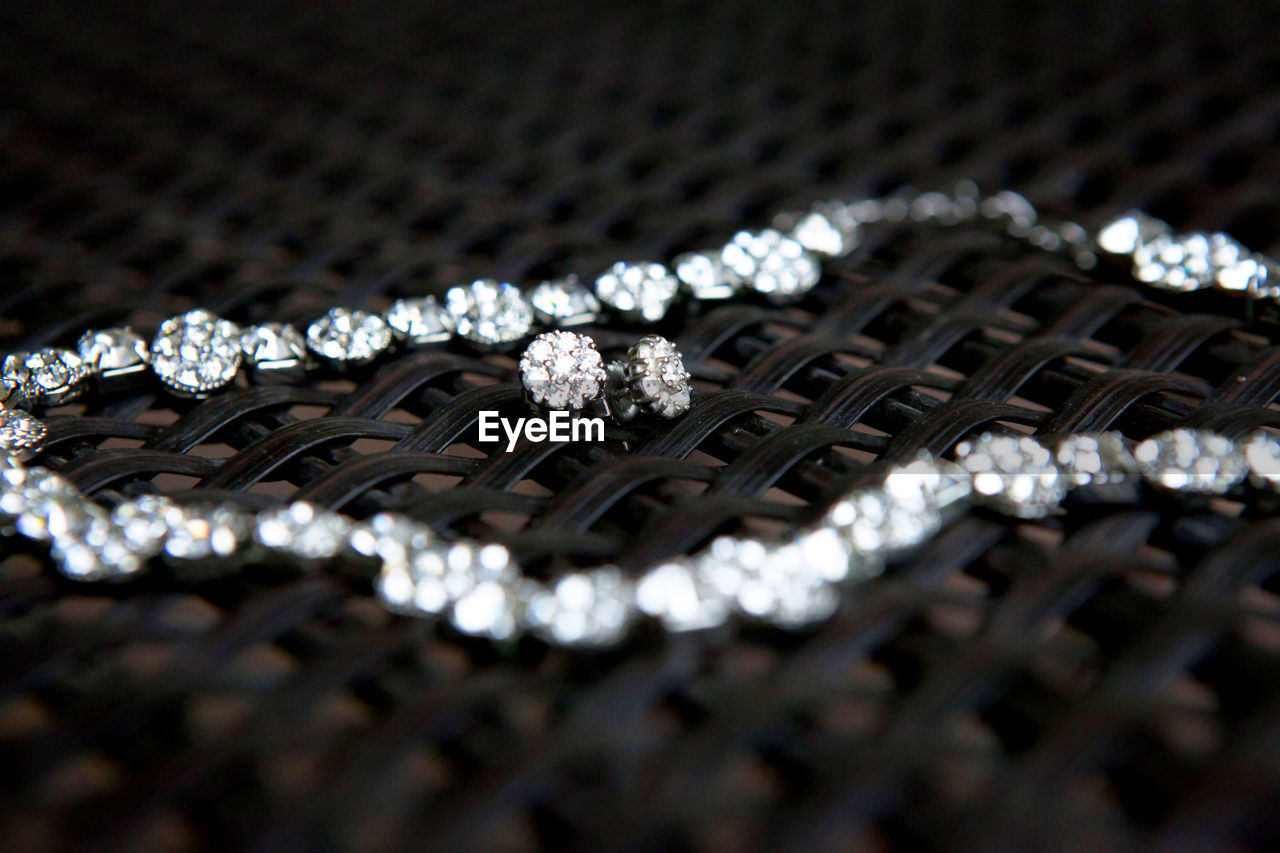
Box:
(51, 513), (150, 580)
(523, 568), (635, 647)
(593, 262), (681, 323)
(77, 327), (150, 378)
(636, 559), (730, 632)
(673, 250), (737, 300)
(824, 488), (940, 554)
(444, 279), (533, 348)
(519, 331), (607, 411)
(383, 540), (515, 618)
(1243, 431), (1280, 488)
(0, 407), (47, 454)
(1215, 253), (1280, 298)
(1, 467), (92, 541)
(1096, 211), (1170, 256)
(698, 536), (839, 628)
(163, 504), (252, 560)
(2, 348), (88, 406)
(351, 512), (435, 567)
(306, 308), (392, 366)
(792, 527), (859, 584)
(622, 335), (691, 419)
(254, 501), (352, 560)
(954, 434), (1067, 518)
(1132, 232), (1245, 292)
(1054, 432), (1137, 487)
(883, 453), (973, 513)
(385, 296), (455, 345)
(52, 496), (167, 581)
(1133, 429), (1247, 494)
(150, 309), (242, 396)
(776, 201), (861, 257)
(112, 495), (181, 557)
(528, 276), (602, 326)
(720, 229), (821, 303)
(451, 580), (520, 640)
(240, 323), (309, 380)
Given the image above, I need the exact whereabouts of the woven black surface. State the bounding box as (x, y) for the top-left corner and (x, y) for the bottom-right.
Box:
(4, 1), (1280, 850)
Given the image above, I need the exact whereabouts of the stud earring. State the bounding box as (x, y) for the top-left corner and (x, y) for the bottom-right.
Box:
(517, 332), (693, 423)
(518, 331), (609, 414)
(606, 335), (692, 422)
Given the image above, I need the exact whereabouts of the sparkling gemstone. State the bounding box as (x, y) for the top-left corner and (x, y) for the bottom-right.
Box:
(0, 467), (92, 541)
(1133, 232), (1245, 292)
(776, 201), (861, 257)
(1054, 432), (1137, 487)
(824, 487), (940, 554)
(451, 580), (520, 640)
(883, 453), (973, 513)
(254, 501), (352, 560)
(379, 539), (514, 619)
(306, 308), (392, 366)
(523, 568), (635, 647)
(1096, 211), (1171, 255)
(1133, 429), (1247, 494)
(112, 495), (181, 557)
(528, 276), (602, 326)
(445, 280), (533, 348)
(163, 504), (252, 560)
(673, 250), (737, 300)
(623, 335), (691, 418)
(1243, 431), (1280, 488)
(51, 514), (149, 580)
(77, 327), (150, 378)
(635, 559), (730, 632)
(954, 434), (1067, 518)
(720, 229), (821, 303)
(351, 512), (435, 568)
(150, 309), (243, 396)
(0, 407), (47, 454)
(1215, 253), (1280, 298)
(240, 323), (309, 379)
(519, 331), (607, 411)
(385, 296), (455, 345)
(2, 348), (88, 406)
(52, 498), (163, 581)
(697, 536), (839, 628)
(593, 262), (681, 323)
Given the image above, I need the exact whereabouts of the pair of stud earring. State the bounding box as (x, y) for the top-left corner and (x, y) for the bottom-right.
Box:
(518, 331), (692, 421)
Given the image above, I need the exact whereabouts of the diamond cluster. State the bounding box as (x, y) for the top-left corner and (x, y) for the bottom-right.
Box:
(1099, 209), (1280, 298)
(3, 425), (1280, 648)
(306, 308), (392, 366)
(150, 309), (243, 396)
(2, 348), (88, 406)
(445, 280), (533, 348)
(7, 188), (1276, 410)
(622, 335), (691, 419)
(593, 262), (681, 323)
(519, 331), (607, 411)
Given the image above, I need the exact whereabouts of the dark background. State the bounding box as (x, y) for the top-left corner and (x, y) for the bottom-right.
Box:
(4, 1), (1280, 850)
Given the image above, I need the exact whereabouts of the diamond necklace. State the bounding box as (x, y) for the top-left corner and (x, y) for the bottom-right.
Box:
(2, 183), (1277, 648)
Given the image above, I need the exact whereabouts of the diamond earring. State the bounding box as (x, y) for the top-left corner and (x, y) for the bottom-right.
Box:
(517, 332), (692, 423)
(606, 335), (692, 422)
(518, 331), (609, 414)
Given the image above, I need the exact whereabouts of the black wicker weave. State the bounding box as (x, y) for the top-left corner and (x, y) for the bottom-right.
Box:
(4, 1), (1280, 850)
